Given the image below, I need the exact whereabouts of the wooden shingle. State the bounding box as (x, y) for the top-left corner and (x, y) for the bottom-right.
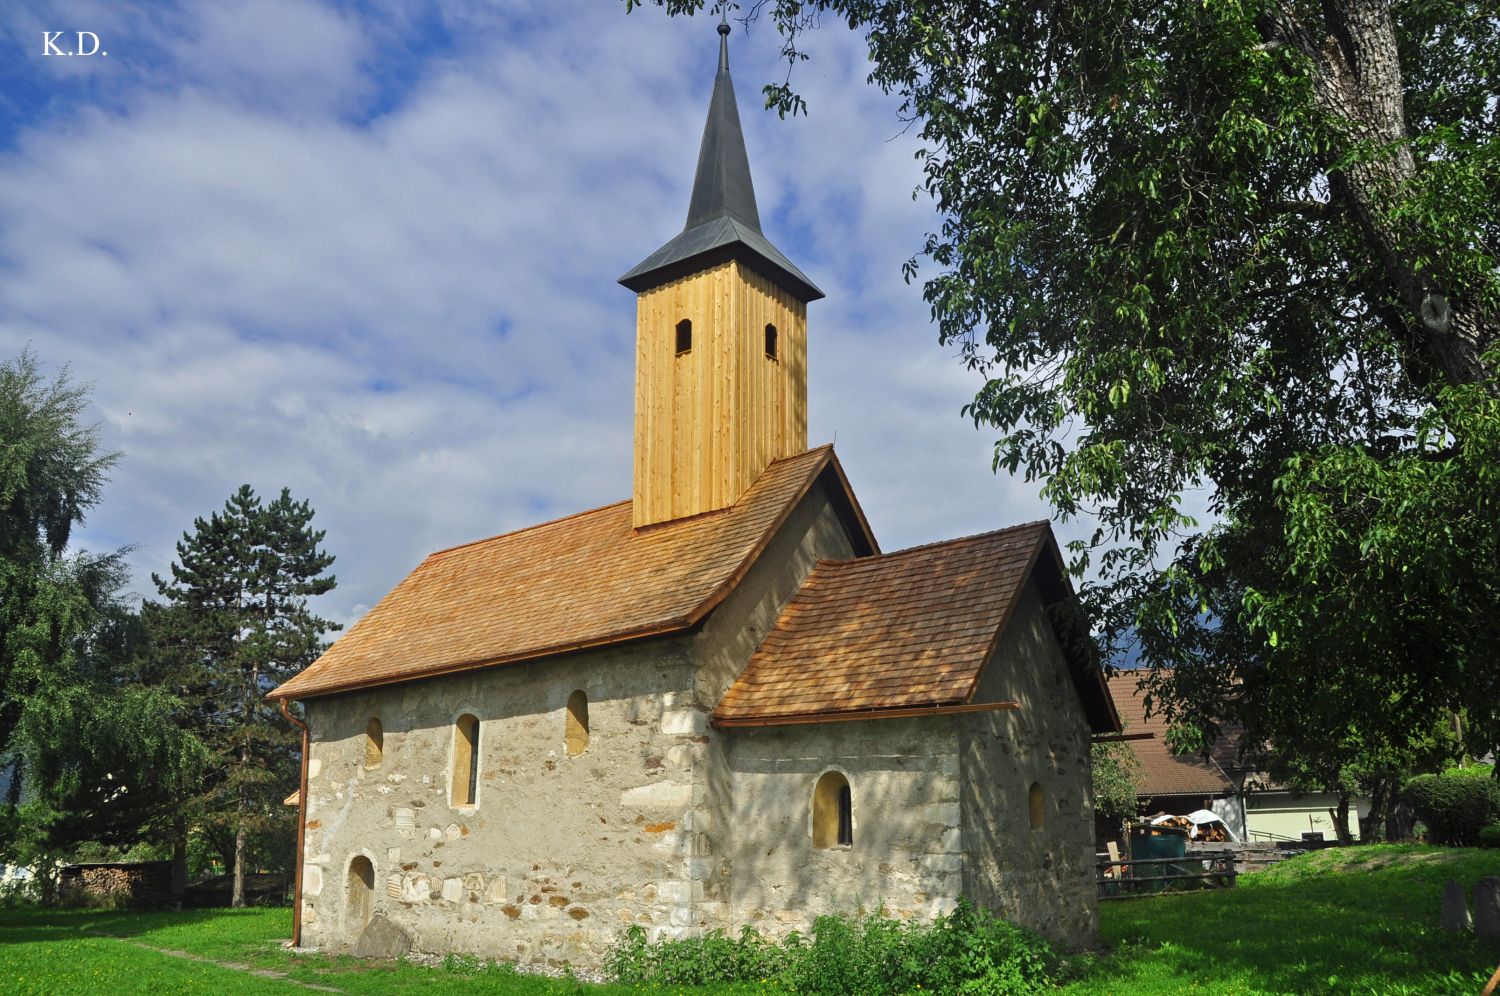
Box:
(714, 522), (1056, 723)
(271, 445), (871, 700)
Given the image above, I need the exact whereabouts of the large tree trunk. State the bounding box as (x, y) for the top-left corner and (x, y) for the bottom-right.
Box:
(1261, 0), (1497, 389)
(1330, 791), (1354, 844)
(1359, 779), (1391, 843)
(232, 812), (247, 907)
(170, 823), (187, 909)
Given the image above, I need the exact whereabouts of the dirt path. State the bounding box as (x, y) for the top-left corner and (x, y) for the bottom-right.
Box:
(91, 933), (344, 993)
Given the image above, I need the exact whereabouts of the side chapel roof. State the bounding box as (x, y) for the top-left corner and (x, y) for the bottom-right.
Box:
(715, 522), (1121, 732)
(270, 446), (874, 701)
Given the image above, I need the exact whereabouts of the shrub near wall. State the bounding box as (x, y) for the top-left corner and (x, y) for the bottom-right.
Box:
(1403, 765), (1500, 846)
(606, 901), (1059, 995)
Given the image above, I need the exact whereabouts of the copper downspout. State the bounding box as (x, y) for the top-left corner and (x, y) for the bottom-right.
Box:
(280, 698), (310, 949)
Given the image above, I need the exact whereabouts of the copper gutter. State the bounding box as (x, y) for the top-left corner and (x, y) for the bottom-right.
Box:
(712, 700), (1021, 729)
(279, 698), (310, 948)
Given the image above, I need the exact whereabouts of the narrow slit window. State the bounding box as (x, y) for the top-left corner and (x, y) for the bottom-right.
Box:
(565, 690), (589, 757)
(364, 717), (383, 768)
(452, 714), (480, 807)
(837, 784), (853, 846)
(1028, 782), (1045, 830)
(675, 319), (693, 355)
(764, 323), (778, 360)
(813, 770), (853, 848)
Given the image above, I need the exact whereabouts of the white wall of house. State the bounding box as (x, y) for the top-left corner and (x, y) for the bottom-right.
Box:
(1244, 791), (1371, 842)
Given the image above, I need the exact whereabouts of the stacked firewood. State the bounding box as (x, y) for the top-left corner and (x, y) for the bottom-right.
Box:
(1195, 821), (1230, 842)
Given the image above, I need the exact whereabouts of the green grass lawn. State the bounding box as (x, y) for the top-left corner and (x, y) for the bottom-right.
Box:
(1, 844), (1496, 994)
(1061, 844), (1500, 995)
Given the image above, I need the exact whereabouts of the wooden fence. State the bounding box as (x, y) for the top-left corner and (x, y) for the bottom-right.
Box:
(1096, 850), (1238, 900)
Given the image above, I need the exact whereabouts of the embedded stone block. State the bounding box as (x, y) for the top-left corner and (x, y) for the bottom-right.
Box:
(353, 914), (413, 960)
(661, 710), (707, 736)
(442, 877), (463, 903)
(1442, 879), (1471, 932)
(922, 802), (961, 828)
(302, 865), (323, 897)
(401, 873), (431, 903)
(1475, 877), (1500, 938)
(621, 781), (694, 811)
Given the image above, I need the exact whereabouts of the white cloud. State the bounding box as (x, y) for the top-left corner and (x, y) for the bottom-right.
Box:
(1, 1), (1080, 635)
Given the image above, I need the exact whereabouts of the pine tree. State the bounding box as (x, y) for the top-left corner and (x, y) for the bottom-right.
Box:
(150, 485), (337, 907)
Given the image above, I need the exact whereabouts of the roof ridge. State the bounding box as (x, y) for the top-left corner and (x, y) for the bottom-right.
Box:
(817, 519), (1051, 570)
(426, 498), (632, 560)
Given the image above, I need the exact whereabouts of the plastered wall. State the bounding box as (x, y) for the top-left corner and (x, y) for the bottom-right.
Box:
(958, 579), (1098, 946)
(725, 718), (963, 934)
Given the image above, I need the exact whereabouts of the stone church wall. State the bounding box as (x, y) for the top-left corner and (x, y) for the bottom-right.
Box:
(297, 480), (861, 965)
(690, 479), (859, 936)
(958, 579), (1098, 947)
(298, 636), (713, 967)
(724, 718), (962, 935)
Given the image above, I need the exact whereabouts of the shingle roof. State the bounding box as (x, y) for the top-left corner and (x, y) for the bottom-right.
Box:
(714, 522), (1116, 727)
(1106, 672), (1236, 797)
(271, 445), (873, 701)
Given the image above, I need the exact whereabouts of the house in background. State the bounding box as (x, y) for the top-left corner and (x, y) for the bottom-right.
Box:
(1105, 673), (1369, 843)
(268, 23), (1120, 968)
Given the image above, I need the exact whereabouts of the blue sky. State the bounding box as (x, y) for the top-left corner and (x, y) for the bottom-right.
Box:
(1, 0), (1089, 630)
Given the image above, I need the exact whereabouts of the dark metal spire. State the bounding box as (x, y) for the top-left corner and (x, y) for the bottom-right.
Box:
(620, 16), (822, 301)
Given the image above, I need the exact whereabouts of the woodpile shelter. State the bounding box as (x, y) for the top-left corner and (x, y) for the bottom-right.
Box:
(269, 22), (1120, 967)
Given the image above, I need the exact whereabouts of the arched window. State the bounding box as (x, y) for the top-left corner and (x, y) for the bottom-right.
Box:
(565, 690), (589, 757)
(346, 855), (374, 935)
(813, 770), (853, 848)
(764, 323), (778, 360)
(1028, 782), (1045, 830)
(675, 319), (693, 355)
(364, 717), (383, 768)
(451, 714), (480, 807)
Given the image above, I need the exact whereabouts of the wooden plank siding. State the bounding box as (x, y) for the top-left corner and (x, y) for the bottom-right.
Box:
(633, 261), (807, 529)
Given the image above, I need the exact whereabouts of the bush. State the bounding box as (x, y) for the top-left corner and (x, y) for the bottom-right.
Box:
(1479, 824), (1500, 849)
(1402, 767), (1500, 846)
(604, 900), (1058, 994)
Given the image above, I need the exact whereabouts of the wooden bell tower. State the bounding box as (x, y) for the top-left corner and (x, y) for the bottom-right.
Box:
(619, 20), (823, 530)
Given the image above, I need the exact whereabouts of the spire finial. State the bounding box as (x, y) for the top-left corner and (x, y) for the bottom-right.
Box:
(717, 4), (731, 71)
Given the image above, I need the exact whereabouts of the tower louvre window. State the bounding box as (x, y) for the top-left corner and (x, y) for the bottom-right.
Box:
(675, 319), (693, 355)
(765, 323), (778, 360)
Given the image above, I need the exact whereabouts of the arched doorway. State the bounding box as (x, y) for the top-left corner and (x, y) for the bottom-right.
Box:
(346, 855), (375, 936)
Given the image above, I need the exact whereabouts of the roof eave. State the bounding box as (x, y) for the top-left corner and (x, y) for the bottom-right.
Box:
(618, 232), (824, 302)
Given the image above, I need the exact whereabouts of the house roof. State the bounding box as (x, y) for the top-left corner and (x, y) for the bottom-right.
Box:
(618, 23), (822, 301)
(270, 445), (875, 701)
(1106, 671), (1237, 797)
(714, 522), (1120, 731)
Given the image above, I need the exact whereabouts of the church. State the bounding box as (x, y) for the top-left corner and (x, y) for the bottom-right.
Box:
(269, 21), (1119, 968)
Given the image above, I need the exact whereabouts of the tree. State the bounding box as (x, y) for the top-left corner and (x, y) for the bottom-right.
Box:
(0, 349), (202, 888)
(1091, 740), (1143, 834)
(150, 485), (337, 907)
(0, 349), (117, 765)
(627, 1), (1500, 757)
